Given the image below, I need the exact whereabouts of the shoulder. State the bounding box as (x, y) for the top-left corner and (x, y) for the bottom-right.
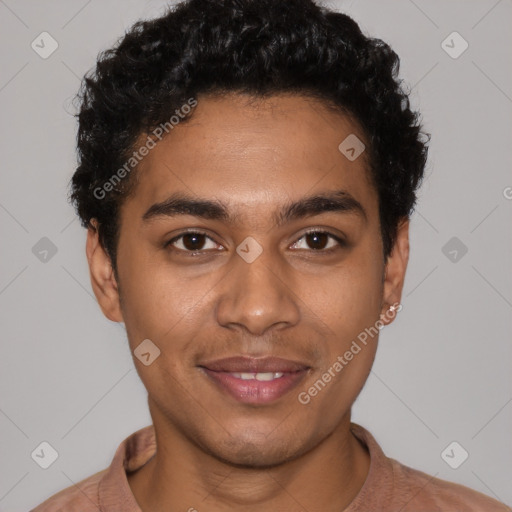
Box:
(29, 425), (155, 512)
(349, 424), (511, 512)
(30, 469), (106, 512)
(389, 458), (511, 512)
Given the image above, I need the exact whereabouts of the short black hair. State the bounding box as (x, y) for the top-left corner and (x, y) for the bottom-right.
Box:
(70, 0), (428, 274)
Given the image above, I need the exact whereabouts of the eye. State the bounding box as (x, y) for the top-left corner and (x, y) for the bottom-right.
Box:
(290, 230), (345, 252)
(165, 229), (346, 255)
(166, 231), (222, 253)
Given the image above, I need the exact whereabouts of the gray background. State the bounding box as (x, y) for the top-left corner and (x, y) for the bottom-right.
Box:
(0, 0), (511, 510)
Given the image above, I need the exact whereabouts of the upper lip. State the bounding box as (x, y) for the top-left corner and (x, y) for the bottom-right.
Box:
(199, 356), (310, 373)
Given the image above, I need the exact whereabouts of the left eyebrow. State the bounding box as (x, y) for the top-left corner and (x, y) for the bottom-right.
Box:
(274, 189), (367, 226)
(141, 189), (367, 225)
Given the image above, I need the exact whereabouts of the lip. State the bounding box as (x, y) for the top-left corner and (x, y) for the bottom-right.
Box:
(198, 356), (310, 405)
(200, 356), (309, 373)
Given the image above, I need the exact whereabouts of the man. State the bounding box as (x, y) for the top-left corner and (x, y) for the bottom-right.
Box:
(32, 0), (511, 510)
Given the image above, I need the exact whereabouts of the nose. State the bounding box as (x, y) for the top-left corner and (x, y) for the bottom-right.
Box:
(215, 245), (301, 336)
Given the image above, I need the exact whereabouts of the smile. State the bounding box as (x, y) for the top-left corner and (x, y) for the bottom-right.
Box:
(198, 356), (310, 405)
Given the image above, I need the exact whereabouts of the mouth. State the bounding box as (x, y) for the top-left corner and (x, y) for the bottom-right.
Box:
(198, 356), (311, 405)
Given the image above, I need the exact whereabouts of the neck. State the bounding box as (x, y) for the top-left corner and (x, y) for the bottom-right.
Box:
(128, 407), (370, 512)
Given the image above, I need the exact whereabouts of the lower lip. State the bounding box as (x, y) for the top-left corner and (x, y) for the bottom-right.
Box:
(201, 368), (309, 404)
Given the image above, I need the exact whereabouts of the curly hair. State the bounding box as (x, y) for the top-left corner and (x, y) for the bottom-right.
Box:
(70, 0), (428, 274)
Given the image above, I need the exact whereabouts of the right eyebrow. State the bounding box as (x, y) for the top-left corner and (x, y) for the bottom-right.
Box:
(142, 193), (232, 223)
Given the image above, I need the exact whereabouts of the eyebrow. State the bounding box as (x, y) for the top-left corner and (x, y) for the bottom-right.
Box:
(142, 189), (367, 226)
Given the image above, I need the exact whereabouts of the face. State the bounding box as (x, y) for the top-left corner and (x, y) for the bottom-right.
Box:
(87, 93), (409, 467)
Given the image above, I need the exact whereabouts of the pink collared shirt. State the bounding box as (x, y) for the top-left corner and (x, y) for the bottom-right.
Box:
(31, 423), (511, 511)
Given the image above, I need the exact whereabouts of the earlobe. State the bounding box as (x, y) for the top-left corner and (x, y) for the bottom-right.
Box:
(86, 220), (124, 323)
(380, 218), (410, 326)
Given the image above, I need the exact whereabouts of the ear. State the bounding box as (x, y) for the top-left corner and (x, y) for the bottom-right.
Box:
(86, 219), (123, 323)
(380, 218), (410, 326)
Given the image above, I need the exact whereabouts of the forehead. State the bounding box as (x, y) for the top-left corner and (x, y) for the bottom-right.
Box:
(120, 93), (377, 224)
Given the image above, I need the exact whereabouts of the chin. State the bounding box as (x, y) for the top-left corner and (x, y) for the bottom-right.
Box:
(214, 441), (297, 469)
(199, 427), (312, 469)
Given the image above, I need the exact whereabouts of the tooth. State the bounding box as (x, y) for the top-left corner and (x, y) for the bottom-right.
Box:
(229, 372), (285, 381)
(255, 372), (276, 381)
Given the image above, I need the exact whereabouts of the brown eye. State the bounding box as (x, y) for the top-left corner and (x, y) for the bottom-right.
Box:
(305, 232), (329, 250)
(181, 233), (207, 251)
(291, 230), (345, 252)
(166, 231), (221, 253)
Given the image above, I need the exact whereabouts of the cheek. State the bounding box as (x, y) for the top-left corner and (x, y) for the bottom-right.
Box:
(120, 277), (198, 350)
(117, 259), (221, 373)
(297, 347), (376, 437)
(309, 258), (383, 339)
(297, 249), (383, 399)
(296, 270), (382, 426)
(115, 239), (183, 347)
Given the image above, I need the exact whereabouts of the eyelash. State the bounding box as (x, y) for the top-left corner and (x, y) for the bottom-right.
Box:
(164, 229), (346, 256)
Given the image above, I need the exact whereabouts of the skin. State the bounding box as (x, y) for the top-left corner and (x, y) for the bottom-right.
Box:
(86, 92), (409, 511)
